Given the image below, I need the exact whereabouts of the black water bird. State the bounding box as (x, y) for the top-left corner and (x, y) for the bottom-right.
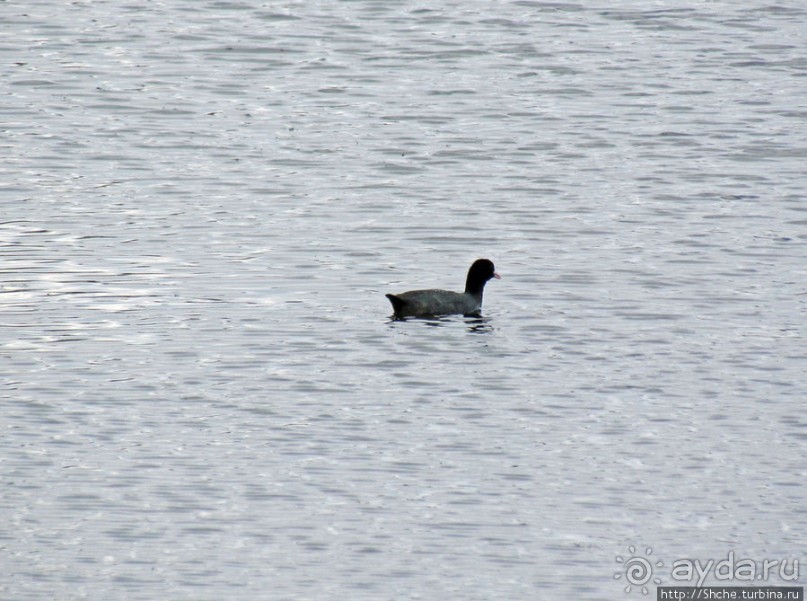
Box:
(386, 259), (501, 319)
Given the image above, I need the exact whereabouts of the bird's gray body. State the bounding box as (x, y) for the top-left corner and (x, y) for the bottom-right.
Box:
(385, 289), (483, 318)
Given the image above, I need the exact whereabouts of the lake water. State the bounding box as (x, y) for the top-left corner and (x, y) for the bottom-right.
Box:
(2, 1), (805, 599)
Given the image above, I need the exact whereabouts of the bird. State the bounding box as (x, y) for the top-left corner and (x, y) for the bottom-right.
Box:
(386, 258), (501, 319)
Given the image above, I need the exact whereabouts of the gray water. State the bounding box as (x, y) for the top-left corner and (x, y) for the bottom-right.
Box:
(2, 1), (806, 599)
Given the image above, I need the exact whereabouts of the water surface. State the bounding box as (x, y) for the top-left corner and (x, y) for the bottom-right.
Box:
(1, 1), (805, 599)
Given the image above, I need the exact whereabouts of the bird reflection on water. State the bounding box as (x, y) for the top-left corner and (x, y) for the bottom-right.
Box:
(386, 314), (494, 333)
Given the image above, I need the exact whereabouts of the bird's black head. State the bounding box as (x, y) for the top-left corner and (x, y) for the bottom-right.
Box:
(465, 258), (501, 294)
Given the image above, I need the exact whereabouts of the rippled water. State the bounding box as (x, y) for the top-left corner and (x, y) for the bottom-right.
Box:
(2, 1), (805, 599)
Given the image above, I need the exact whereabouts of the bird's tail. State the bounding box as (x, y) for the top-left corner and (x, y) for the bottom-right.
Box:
(385, 293), (406, 315)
